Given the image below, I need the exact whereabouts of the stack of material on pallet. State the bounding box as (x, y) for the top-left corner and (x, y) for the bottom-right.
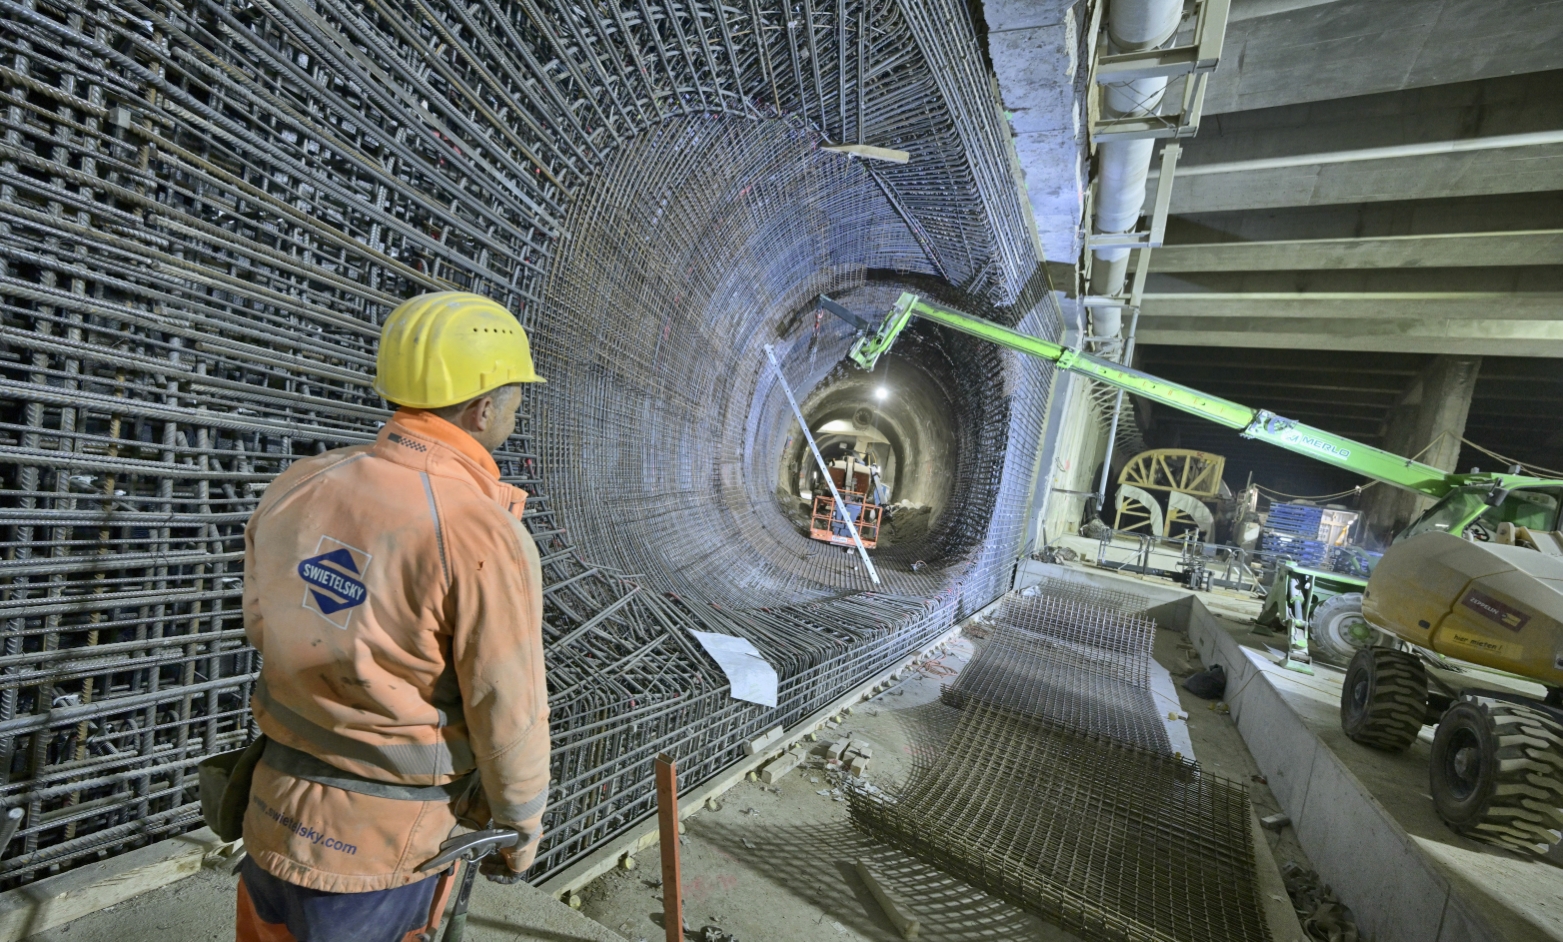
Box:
(1260, 503), (1328, 567)
(849, 590), (1272, 942)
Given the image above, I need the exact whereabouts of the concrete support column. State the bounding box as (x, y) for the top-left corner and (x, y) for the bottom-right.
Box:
(1361, 355), (1481, 541)
(1037, 374), (1114, 538)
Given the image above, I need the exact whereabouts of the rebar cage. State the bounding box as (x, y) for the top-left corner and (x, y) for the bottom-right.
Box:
(0, 0), (1056, 886)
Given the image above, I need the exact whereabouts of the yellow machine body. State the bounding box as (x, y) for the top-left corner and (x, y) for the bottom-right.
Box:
(1363, 531), (1563, 685)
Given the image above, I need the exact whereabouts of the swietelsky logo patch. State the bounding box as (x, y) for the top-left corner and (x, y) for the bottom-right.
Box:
(298, 536), (373, 629)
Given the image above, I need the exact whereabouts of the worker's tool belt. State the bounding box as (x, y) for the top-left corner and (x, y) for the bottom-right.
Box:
(260, 739), (479, 802)
(199, 736), (479, 843)
(198, 735), (268, 843)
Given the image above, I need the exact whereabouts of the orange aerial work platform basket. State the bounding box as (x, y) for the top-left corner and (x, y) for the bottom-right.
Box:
(810, 491), (881, 549)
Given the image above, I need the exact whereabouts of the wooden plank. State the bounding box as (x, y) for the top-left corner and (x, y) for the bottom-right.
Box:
(821, 143), (911, 164)
(0, 827), (237, 942)
(654, 754), (682, 942)
(855, 859), (920, 939)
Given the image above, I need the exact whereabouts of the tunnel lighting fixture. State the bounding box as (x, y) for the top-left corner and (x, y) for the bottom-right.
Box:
(874, 386), (888, 401)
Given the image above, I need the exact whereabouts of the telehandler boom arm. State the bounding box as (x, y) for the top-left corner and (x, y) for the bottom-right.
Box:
(835, 292), (1536, 499)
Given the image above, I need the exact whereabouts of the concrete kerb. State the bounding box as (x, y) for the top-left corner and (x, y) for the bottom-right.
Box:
(1172, 592), (1510, 942)
(536, 616), (973, 904)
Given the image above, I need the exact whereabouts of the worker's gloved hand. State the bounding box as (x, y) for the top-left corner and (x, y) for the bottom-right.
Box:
(479, 833), (537, 885)
(479, 855), (527, 885)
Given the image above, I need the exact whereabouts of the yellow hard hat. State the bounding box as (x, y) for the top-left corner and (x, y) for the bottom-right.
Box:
(374, 292), (544, 409)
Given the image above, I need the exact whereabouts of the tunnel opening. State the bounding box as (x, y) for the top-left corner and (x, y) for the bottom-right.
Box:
(533, 119), (1024, 606)
(776, 323), (964, 548)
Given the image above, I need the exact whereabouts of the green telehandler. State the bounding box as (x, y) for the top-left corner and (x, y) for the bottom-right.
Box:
(825, 291), (1563, 855)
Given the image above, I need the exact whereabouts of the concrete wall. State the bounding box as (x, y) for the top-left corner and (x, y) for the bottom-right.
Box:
(981, 0), (1090, 264)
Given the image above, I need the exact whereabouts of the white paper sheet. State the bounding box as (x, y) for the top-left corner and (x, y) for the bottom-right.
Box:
(690, 630), (778, 708)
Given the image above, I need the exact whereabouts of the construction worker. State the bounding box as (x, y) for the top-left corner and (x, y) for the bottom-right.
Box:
(236, 292), (550, 942)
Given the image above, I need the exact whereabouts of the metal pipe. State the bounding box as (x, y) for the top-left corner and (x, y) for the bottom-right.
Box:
(1088, 0), (1182, 346)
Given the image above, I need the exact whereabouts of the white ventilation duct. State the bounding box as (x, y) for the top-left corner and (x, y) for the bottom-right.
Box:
(1089, 0), (1182, 348)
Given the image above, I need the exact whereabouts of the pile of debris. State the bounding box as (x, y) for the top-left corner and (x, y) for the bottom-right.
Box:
(1282, 862), (1362, 942)
(747, 730), (880, 806)
(881, 501), (934, 543)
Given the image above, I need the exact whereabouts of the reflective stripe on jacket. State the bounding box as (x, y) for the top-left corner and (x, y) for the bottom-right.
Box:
(241, 409), (550, 892)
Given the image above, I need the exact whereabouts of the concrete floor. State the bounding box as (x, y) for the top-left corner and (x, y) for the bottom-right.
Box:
(1033, 550), (1563, 941)
(576, 601), (1315, 942)
(575, 637), (1075, 942)
(19, 849), (626, 942)
(1219, 620), (1563, 941)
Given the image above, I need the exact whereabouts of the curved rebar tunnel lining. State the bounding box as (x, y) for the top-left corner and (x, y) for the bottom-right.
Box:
(0, 0), (1058, 888)
(536, 117), (1011, 607)
(527, 116), (1058, 877)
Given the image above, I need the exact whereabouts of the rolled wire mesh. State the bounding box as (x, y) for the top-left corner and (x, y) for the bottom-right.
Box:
(943, 595), (1171, 754)
(848, 702), (1271, 942)
(0, 0), (1055, 887)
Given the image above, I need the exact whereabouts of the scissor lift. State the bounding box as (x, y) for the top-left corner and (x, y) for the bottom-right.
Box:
(808, 458), (882, 549)
(810, 491), (882, 548)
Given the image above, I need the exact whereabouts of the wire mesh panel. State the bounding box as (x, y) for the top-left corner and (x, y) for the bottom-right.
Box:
(1017, 573), (1152, 616)
(944, 594), (1170, 754)
(849, 702), (1271, 942)
(0, 0), (1056, 887)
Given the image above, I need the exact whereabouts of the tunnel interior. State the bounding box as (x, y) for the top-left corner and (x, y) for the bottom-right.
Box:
(778, 324), (969, 547)
(0, 0), (1058, 888)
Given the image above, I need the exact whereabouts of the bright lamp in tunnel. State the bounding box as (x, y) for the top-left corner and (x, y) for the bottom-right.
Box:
(874, 386), (888, 401)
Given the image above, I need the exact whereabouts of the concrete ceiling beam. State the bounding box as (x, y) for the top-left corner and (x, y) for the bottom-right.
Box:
(1156, 140), (1563, 213)
(1140, 367), (1409, 390)
(1135, 353), (1420, 376)
(1196, 381), (1403, 397)
(1136, 315), (1563, 356)
(1141, 292), (1563, 317)
(1178, 70), (1563, 172)
(1460, 392), (1563, 405)
(1150, 230), (1563, 271)
(1167, 192), (1563, 245)
(982, 0), (1086, 264)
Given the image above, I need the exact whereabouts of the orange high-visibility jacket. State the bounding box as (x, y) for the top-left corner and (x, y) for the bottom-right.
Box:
(241, 409), (550, 893)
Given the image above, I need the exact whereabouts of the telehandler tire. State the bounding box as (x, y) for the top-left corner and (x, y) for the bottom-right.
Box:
(1340, 647), (1426, 752)
(1309, 592), (1376, 665)
(1430, 700), (1563, 855)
